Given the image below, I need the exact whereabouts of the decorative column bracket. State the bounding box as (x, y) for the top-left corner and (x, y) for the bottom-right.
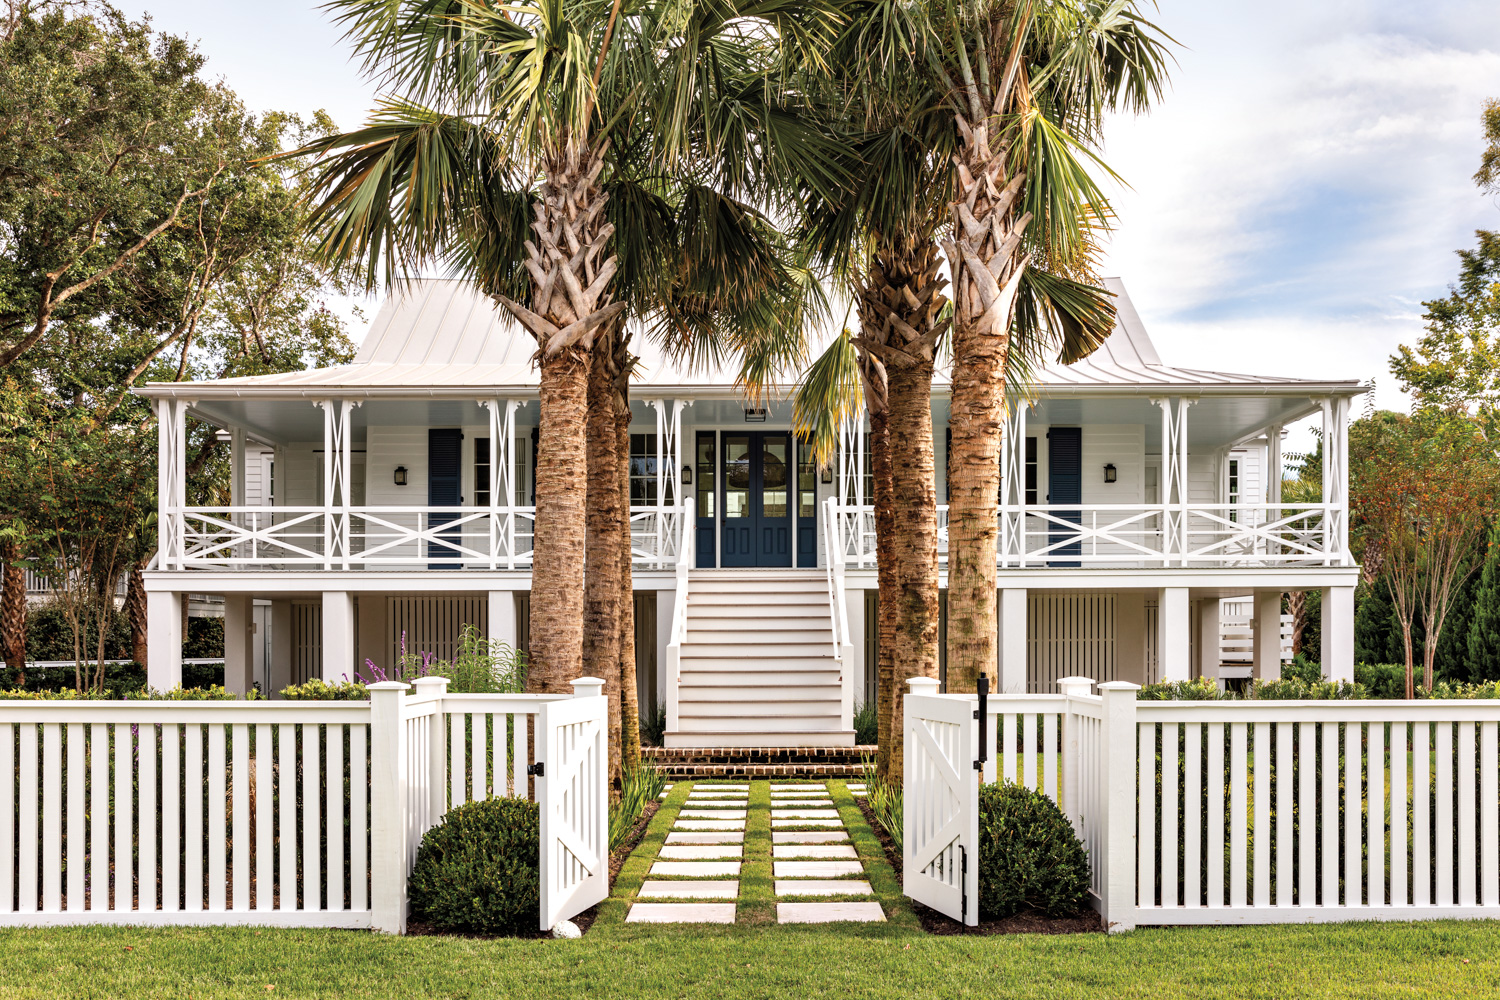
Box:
(1152, 397), (1195, 567)
(156, 397), (190, 571)
(1316, 396), (1351, 566)
(648, 399), (692, 568)
(480, 399), (521, 570)
(1001, 401), (1029, 567)
(316, 399), (361, 570)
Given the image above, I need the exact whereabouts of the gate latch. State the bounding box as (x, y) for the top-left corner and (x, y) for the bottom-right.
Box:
(973, 673), (989, 772)
(526, 762), (545, 778)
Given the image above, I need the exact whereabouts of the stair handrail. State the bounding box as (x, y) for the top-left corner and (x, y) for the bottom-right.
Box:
(823, 496), (856, 731)
(664, 496), (694, 736)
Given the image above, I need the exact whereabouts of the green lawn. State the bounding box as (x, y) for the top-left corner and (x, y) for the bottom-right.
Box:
(1, 779), (1497, 998)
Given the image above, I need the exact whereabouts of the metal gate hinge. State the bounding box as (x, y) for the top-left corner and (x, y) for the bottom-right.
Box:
(527, 762), (545, 777)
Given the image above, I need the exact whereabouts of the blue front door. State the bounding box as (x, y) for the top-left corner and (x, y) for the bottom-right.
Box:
(1047, 426), (1082, 566)
(428, 428), (462, 569)
(720, 432), (793, 567)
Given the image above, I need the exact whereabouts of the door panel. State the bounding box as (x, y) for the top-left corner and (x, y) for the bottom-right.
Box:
(796, 439), (817, 567)
(695, 432), (717, 567)
(718, 431), (794, 568)
(428, 428), (463, 569)
(1047, 426), (1082, 566)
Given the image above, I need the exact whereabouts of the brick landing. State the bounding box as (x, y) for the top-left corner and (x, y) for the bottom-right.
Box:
(642, 745), (876, 778)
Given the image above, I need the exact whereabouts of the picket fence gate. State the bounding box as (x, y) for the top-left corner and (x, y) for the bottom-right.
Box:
(904, 678), (1500, 931)
(0, 677), (608, 933)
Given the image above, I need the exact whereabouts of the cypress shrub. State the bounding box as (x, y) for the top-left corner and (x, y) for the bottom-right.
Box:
(977, 782), (1089, 919)
(1466, 523), (1500, 682)
(408, 797), (541, 935)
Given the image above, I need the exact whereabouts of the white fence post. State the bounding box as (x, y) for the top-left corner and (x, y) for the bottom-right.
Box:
(1098, 681), (1139, 933)
(369, 681), (411, 934)
(1057, 676), (1094, 835)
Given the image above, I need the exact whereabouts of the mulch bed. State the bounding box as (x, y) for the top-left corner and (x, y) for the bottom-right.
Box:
(856, 797), (1101, 936)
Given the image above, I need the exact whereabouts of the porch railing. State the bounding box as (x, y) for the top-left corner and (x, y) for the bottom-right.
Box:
(836, 502), (1348, 569)
(163, 504), (686, 572)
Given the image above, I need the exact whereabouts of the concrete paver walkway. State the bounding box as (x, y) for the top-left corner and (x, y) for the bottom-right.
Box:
(624, 779), (885, 926)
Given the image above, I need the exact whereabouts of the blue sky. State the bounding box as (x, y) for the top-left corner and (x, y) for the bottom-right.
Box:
(115, 0), (1500, 440)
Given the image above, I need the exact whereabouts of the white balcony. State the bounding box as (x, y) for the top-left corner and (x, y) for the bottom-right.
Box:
(831, 500), (1349, 569)
(162, 504), (687, 571)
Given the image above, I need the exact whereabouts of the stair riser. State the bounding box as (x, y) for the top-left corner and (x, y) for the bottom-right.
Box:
(685, 630), (833, 644)
(682, 644), (832, 658)
(678, 658), (838, 670)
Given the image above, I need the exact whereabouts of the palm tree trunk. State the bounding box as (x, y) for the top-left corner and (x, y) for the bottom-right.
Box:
(1, 542), (26, 681)
(943, 117), (1030, 694)
(616, 377), (640, 771)
(584, 347), (623, 782)
(495, 141), (624, 696)
(856, 239), (947, 782)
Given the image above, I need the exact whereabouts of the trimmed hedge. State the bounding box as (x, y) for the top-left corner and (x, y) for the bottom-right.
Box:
(977, 782), (1090, 920)
(408, 797), (541, 935)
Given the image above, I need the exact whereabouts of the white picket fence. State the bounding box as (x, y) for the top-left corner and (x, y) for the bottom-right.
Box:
(904, 679), (1500, 930)
(0, 678), (608, 932)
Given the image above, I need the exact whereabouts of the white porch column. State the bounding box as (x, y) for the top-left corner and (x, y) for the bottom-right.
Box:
(1253, 590), (1283, 681)
(1320, 397), (1351, 565)
(1321, 585), (1355, 683)
(146, 590), (183, 691)
(1152, 397), (1193, 565)
(1156, 586), (1191, 682)
(488, 590), (518, 651)
(1194, 598), (1220, 681)
(223, 593), (255, 694)
(269, 600), (293, 695)
(229, 427), (247, 506)
(155, 398), (189, 570)
(998, 588), (1028, 693)
(317, 399), (358, 570)
(480, 398), (519, 569)
(1002, 405), (1028, 566)
(322, 591), (356, 682)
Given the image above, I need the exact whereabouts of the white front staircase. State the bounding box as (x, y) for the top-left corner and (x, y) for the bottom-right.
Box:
(664, 571), (855, 748)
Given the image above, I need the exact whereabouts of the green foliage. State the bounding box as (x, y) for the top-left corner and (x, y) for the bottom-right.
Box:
(1138, 678), (1223, 701)
(1390, 231), (1500, 418)
(1466, 522), (1500, 682)
(638, 702), (666, 748)
(1354, 580), (1404, 665)
(22, 598), (130, 662)
(859, 758), (903, 854)
(408, 797), (540, 936)
(1283, 654), (1323, 685)
(279, 679), (369, 701)
(356, 624), (526, 694)
(1355, 662), (1408, 699)
(852, 699), (878, 746)
(977, 782), (1090, 920)
(609, 765), (666, 851)
(1249, 678), (1368, 700)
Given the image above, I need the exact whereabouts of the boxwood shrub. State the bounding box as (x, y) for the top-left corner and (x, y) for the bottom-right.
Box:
(977, 782), (1090, 920)
(408, 797), (541, 935)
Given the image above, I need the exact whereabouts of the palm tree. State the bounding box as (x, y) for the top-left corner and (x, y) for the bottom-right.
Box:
(922, 0), (1173, 692)
(792, 42), (954, 778)
(297, 0), (838, 771)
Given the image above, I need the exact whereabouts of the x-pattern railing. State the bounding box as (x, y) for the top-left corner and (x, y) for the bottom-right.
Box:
(839, 502), (1345, 568)
(170, 504), (684, 571)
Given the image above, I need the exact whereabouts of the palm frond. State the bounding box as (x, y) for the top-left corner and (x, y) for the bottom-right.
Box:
(793, 328), (863, 470)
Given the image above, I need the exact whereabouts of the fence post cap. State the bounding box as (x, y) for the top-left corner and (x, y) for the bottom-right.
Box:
(571, 677), (606, 698)
(907, 677), (941, 694)
(1096, 681), (1140, 693)
(366, 681), (411, 692)
(1056, 676), (1095, 692)
(409, 676), (450, 690)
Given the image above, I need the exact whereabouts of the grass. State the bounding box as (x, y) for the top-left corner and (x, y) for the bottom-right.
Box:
(4, 782), (1500, 997)
(2, 919), (1498, 997)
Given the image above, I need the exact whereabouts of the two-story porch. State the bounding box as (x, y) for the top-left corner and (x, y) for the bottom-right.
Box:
(135, 278), (1364, 748)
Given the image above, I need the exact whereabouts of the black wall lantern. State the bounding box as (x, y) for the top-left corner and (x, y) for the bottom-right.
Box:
(681, 464), (693, 485)
(1103, 463), (1117, 484)
(821, 465), (834, 484)
(394, 465), (409, 487)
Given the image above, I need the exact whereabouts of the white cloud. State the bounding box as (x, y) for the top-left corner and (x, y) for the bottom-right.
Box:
(1097, 2), (1500, 410)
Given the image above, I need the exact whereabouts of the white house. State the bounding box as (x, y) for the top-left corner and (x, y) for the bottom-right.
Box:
(135, 278), (1364, 746)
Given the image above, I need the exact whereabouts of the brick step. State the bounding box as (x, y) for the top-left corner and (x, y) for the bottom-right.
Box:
(642, 745), (876, 778)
